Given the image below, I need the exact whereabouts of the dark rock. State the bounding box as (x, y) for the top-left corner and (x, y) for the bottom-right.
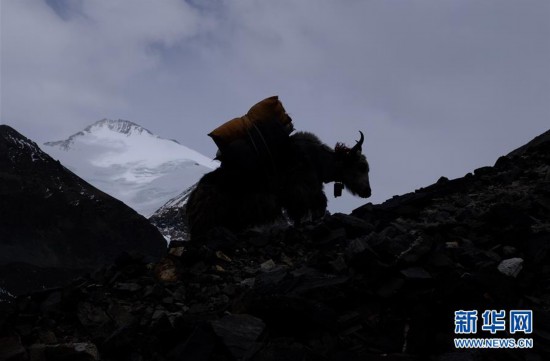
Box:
(396, 234), (433, 264)
(324, 213), (374, 239)
(329, 256), (348, 273)
(252, 339), (310, 361)
(211, 314), (265, 361)
(37, 330), (57, 345)
(77, 302), (110, 327)
(13, 315), (34, 338)
(483, 203), (533, 230)
(345, 237), (370, 257)
(260, 259), (276, 272)
(143, 283), (165, 298)
(248, 295), (337, 338)
(107, 300), (135, 327)
(377, 277), (405, 298)
(247, 233), (271, 247)
(427, 252), (455, 269)
(222, 284), (236, 297)
(400, 267), (432, 280)
(155, 257), (181, 282)
(202, 227), (239, 250)
(254, 268), (290, 294)
(473, 166), (493, 176)
(39, 291), (63, 314)
(289, 267), (348, 295)
(168, 322), (220, 361)
(316, 228), (347, 246)
(29, 343), (99, 361)
(113, 282), (142, 293)
(102, 323), (140, 357)
(0, 336), (27, 361)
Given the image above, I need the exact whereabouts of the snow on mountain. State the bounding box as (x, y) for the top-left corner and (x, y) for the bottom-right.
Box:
(0, 287), (15, 303)
(149, 185), (195, 242)
(3, 125), (51, 164)
(44, 119), (217, 217)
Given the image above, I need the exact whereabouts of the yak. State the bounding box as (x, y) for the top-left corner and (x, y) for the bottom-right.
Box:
(186, 130), (371, 240)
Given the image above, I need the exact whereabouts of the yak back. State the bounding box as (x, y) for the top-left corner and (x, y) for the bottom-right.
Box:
(209, 96), (294, 172)
(286, 132), (333, 175)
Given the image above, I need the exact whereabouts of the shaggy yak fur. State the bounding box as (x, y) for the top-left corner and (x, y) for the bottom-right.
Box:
(186, 131), (371, 240)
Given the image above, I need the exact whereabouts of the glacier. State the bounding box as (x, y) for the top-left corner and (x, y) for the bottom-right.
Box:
(44, 119), (217, 217)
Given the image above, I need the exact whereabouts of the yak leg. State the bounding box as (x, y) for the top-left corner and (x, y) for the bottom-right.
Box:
(281, 180), (327, 225)
(309, 190), (328, 220)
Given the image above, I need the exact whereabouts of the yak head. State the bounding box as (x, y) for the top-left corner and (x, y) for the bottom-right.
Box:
(334, 131), (371, 198)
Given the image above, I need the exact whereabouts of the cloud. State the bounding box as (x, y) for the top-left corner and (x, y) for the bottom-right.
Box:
(1, 0), (549, 212)
(1, 0), (202, 138)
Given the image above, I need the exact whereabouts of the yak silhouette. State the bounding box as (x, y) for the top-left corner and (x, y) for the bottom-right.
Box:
(186, 130), (371, 240)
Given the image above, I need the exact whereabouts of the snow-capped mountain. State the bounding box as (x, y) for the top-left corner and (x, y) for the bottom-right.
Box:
(44, 119), (217, 217)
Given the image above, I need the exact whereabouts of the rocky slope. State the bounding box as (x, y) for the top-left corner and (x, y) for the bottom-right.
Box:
(149, 185), (195, 243)
(0, 125), (167, 296)
(1, 129), (549, 360)
(43, 119), (216, 217)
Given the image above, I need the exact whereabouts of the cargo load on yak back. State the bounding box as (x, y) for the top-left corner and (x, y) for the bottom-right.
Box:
(208, 96), (294, 173)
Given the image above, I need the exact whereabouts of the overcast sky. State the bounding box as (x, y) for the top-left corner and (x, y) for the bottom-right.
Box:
(1, 0), (549, 213)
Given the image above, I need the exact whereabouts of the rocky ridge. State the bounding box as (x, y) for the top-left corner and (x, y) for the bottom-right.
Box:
(1, 130), (549, 360)
(0, 125), (167, 296)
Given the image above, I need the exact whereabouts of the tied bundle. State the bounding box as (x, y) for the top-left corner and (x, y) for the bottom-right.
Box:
(208, 96), (294, 172)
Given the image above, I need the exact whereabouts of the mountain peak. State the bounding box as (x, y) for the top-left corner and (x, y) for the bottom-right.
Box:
(42, 119), (217, 217)
(85, 119), (154, 136)
(44, 119), (158, 150)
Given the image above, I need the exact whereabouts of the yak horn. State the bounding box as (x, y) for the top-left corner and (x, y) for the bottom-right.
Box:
(350, 131), (364, 153)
